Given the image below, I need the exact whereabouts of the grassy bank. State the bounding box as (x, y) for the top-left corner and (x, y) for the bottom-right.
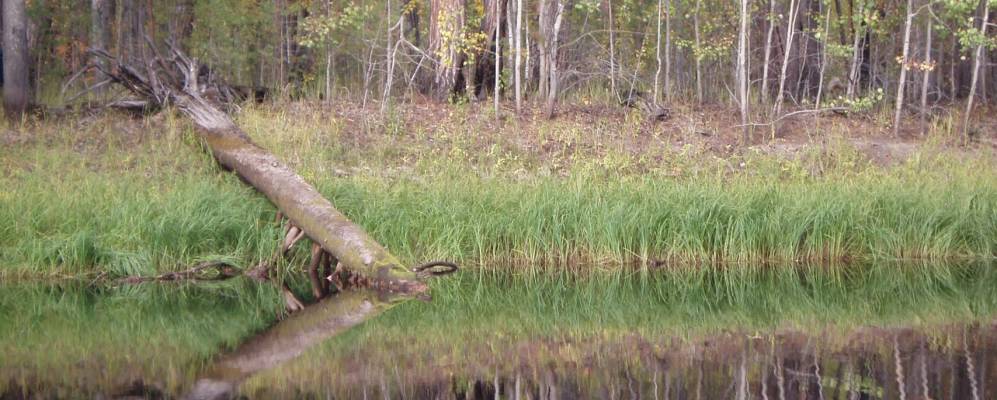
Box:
(1, 105), (995, 277)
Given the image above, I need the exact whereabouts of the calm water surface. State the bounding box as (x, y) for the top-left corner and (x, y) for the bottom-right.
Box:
(2, 264), (996, 399)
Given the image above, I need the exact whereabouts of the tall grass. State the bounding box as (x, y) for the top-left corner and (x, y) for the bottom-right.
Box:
(1, 110), (994, 277)
(318, 170), (995, 266)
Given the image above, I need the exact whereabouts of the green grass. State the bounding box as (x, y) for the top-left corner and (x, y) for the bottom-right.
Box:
(1, 108), (995, 278)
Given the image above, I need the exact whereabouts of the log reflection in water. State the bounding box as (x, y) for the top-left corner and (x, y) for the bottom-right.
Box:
(183, 289), (408, 400)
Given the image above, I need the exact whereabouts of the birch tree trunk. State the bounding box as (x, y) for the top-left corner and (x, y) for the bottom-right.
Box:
(962, 0), (989, 139)
(773, 0), (800, 120)
(846, 6), (864, 99)
(382, 0), (396, 112)
(736, 0), (750, 142)
(893, 0), (915, 137)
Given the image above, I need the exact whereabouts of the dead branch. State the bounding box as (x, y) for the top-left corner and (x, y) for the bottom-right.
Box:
(115, 261), (241, 285)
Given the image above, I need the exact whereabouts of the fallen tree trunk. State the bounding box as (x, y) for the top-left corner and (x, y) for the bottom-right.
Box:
(89, 46), (428, 296)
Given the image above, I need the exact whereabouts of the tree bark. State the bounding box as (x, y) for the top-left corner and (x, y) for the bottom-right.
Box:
(543, 0), (565, 118)
(515, 0), (523, 112)
(654, 0), (662, 105)
(693, 0), (703, 103)
(962, 0), (989, 139)
(494, 0), (502, 118)
(893, 0), (915, 137)
(919, 13), (932, 135)
(90, 0), (115, 91)
(773, 0), (800, 120)
(429, 0), (467, 100)
(3, 0), (30, 119)
(815, 7), (831, 109)
(608, 0), (617, 99)
(664, 0), (671, 101)
(120, 0), (148, 67)
(736, 0), (750, 143)
(169, 0), (195, 51)
(846, 3), (864, 99)
(761, 0), (776, 104)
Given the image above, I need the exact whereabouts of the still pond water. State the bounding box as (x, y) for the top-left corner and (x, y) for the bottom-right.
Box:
(2, 262), (997, 399)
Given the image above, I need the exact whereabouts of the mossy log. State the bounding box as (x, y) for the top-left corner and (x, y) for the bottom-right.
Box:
(88, 47), (427, 296)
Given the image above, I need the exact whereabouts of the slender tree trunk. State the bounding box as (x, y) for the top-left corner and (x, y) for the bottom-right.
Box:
(3, 0), (30, 119)
(90, 0), (115, 92)
(654, 0), (663, 105)
(515, 0), (523, 112)
(846, 6), (864, 99)
(893, 0), (915, 137)
(273, 0), (287, 88)
(382, 0), (400, 113)
(736, 0), (750, 142)
(506, 0), (515, 100)
(815, 7), (831, 109)
(774, 0), (800, 120)
(325, 0), (333, 102)
(693, 0), (703, 103)
(962, 0), (989, 139)
(544, 0), (565, 118)
(525, 21), (532, 92)
(761, 0), (776, 104)
(538, 0), (550, 99)
(664, 0), (671, 100)
(919, 13), (932, 135)
(608, 0), (617, 99)
(495, 0), (502, 119)
(949, 34), (958, 101)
